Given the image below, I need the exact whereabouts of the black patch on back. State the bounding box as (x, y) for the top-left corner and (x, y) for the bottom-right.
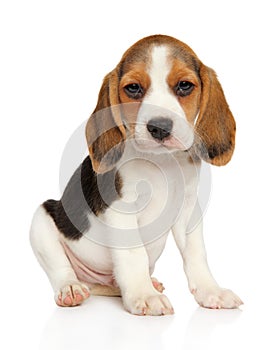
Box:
(43, 156), (122, 240)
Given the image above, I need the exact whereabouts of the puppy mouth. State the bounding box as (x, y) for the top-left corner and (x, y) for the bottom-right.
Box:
(160, 135), (185, 149)
(134, 134), (191, 151)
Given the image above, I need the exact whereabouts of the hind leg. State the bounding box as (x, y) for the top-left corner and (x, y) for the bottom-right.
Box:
(89, 278), (164, 297)
(30, 205), (90, 307)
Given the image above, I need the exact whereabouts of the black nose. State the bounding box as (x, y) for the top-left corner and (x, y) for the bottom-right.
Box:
(147, 118), (173, 141)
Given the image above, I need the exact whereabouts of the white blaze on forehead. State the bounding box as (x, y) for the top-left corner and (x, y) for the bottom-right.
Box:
(142, 45), (186, 117)
(147, 45), (171, 95)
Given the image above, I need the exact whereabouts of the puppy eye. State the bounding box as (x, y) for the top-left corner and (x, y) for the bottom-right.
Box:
(175, 81), (194, 97)
(124, 83), (144, 99)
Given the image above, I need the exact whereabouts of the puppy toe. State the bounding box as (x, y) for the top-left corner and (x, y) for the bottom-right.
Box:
(151, 277), (165, 293)
(55, 283), (90, 307)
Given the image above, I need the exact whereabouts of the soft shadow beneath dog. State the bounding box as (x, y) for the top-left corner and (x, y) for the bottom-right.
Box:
(183, 306), (242, 349)
(39, 296), (174, 350)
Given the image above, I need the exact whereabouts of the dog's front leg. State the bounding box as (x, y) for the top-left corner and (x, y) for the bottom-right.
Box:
(172, 203), (243, 309)
(105, 208), (173, 316)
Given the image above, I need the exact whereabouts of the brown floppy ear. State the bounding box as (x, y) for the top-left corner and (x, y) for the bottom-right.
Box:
(194, 64), (236, 166)
(86, 69), (126, 173)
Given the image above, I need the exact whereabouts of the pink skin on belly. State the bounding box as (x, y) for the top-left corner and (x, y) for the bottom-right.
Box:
(61, 241), (117, 287)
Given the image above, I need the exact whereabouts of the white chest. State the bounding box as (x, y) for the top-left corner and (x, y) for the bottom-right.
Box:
(64, 149), (196, 277)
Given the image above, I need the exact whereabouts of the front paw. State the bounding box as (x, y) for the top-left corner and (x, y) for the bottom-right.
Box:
(123, 292), (174, 316)
(192, 286), (243, 309)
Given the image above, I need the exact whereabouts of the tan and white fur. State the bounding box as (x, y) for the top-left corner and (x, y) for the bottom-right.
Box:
(30, 35), (242, 316)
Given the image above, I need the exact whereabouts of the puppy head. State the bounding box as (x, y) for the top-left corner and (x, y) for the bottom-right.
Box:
(86, 35), (236, 173)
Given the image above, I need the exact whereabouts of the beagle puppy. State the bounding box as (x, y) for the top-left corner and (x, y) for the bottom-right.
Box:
(30, 35), (242, 315)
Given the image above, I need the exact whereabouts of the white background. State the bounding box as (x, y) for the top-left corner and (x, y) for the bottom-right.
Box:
(1, 0), (271, 349)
